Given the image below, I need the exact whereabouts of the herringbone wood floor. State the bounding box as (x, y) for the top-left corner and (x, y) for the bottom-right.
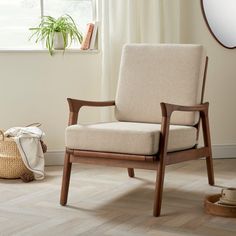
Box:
(0, 159), (236, 236)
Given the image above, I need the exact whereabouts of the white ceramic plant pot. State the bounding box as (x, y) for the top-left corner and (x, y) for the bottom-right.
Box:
(53, 32), (67, 50)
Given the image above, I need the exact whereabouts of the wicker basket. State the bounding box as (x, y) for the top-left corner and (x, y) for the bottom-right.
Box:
(0, 130), (33, 180)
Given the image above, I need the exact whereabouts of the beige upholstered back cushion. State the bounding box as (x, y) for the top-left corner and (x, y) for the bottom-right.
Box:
(115, 44), (206, 125)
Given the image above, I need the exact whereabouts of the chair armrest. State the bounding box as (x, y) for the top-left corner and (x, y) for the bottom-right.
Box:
(158, 102), (210, 163)
(160, 102), (209, 118)
(67, 98), (115, 125)
(67, 98), (115, 113)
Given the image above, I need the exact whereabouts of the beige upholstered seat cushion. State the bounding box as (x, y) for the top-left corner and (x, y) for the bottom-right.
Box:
(115, 44), (206, 125)
(66, 122), (197, 155)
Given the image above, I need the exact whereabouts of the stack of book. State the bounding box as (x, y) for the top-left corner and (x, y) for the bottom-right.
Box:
(80, 22), (99, 50)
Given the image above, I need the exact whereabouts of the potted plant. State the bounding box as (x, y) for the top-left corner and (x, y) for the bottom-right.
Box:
(29, 15), (83, 55)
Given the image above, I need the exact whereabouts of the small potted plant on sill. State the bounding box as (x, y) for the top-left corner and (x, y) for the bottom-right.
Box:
(29, 15), (83, 55)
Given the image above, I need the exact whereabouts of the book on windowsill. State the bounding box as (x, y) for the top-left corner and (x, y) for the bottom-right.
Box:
(80, 23), (94, 50)
(89, 21), (99, 50)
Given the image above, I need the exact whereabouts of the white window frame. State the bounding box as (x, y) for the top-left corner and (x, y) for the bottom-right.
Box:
(40, 0), (96, 21)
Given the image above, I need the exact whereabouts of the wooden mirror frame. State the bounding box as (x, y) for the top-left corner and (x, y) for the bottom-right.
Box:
(200, 0), (236, 49)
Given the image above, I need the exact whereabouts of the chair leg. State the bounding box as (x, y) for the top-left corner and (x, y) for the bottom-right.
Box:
(201, 111), (215, 186)
(206, 155), (215, 186)
(153, 163), (166, 217)
(60, 153), (72, 206)
(127, 168), (135, 178)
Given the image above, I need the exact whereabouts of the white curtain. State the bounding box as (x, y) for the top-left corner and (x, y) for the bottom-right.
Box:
(97, 0), (181, 120)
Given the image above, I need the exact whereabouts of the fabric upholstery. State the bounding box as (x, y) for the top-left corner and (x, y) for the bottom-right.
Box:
(115, 44), (206, 125)
(66, 122), (197, 155)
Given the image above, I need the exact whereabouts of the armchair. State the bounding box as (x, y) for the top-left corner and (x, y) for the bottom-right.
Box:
(60, 44), (214, 217)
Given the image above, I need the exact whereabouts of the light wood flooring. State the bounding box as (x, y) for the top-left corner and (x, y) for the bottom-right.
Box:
(0, 159), (236, 236)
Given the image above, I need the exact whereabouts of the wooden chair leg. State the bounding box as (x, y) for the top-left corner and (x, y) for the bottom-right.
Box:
(127, 168), (135, 178)
(60, 153), (72, 206)
(206, 155), (215, 186)
(153, 163), (166, 217)
(201, 109), (215, 186)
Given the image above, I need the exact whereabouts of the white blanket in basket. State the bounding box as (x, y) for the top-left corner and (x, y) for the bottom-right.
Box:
(4, 127), (45, 180)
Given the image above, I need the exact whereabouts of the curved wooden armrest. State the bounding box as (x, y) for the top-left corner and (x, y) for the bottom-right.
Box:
(68, 98), (115, 113)
(67, 98), (115, 125)
(158, 102), (210, 164)
(160, 102), (209, 118)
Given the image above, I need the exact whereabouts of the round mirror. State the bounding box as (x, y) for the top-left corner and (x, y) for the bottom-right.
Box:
(201, 0), (236, 49)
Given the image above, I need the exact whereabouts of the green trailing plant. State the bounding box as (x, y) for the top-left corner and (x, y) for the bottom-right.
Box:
(29, 14), (83, 55)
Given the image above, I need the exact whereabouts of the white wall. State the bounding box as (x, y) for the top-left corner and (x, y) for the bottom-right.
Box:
(1, 0), (236, 163)
(180, 0), (236, 153)
(0, 51), (101, 154)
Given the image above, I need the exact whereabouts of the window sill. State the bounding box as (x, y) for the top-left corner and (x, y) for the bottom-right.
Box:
(0, 48), (100, 54)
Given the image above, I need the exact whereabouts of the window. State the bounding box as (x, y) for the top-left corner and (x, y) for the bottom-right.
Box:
(0, 0), (94, 49)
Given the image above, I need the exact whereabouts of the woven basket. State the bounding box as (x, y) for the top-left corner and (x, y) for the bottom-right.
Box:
(0, 130), (33, 179)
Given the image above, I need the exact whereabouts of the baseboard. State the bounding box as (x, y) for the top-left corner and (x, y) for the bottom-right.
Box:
(45, 145), (236, 166)
(212, 144), (236, 159)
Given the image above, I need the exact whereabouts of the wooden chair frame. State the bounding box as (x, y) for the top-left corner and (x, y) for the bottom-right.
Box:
(60, 58), (214, 217)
